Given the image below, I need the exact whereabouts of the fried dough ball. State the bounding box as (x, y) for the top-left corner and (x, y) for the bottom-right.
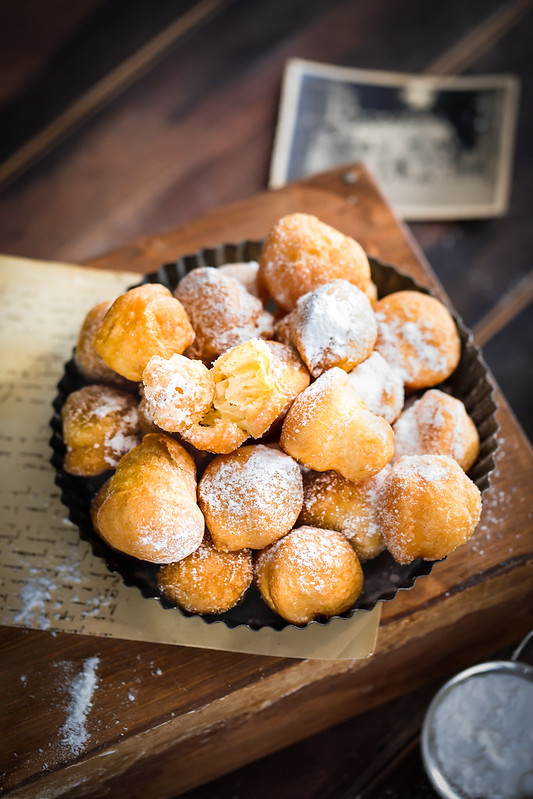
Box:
(90, 478), (111, 535)
(74, 300), (134, 389)
(254, 526), (364, 625)
(379, 455), (482, 564)
(300, 468), (390, 561)
(138, 387), (163, 435)
(258, 213), (371, 311)
(158, 538), (253, 614)
(218, 260), (266, 301)
(280, 368), (394, 483)
(174, 267), (274, 363)
(364, 279), (378, 306)
(183, 339), (310, 453)
(198, 445), (303, 551)
(393, 389), (480, 472)
(180, 418), (249, 455)
(94, 284), (195, 381)
(278, 280), (377, 377)
(142, 354), (215, 433)
(62, 385), (141, 476)
(95, 433), (204, 563)
(374, 291), (460, 391)
(347, 351), (404, 424)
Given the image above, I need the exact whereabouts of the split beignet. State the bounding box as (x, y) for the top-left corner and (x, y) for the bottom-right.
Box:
(142, 354), (215, 433)
(280, 367), (394, 482)
(198, 445), (303, 551)
(277, 279), (377, 377)
(393, 389), (480, 471)
(374, 291), (460, 391)
(94, 284), (195, 381)
(254, 526), (364, 625)
(379, 455), (482, 564)
(158, 538), (252, 614)
(182, 339), (310, 453)
(258, 213), (372, 311)
(174, 266), (274, 363)
(95, 433), (204, 563)
(300, 467), (390, 561)
(62, 384), (141, 476)
(347, 351), (404, 424)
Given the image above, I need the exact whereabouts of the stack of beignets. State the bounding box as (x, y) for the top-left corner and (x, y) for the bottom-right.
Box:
(63, 212), (485, 627)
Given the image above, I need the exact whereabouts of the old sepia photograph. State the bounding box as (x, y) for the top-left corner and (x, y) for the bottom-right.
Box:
(270, 59), (520, 220)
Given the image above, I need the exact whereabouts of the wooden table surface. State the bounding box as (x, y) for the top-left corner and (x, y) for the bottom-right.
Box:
(1, 1), (532, 797)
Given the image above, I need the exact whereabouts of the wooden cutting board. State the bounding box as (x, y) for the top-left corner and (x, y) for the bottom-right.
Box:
(2, 165), (533, 799)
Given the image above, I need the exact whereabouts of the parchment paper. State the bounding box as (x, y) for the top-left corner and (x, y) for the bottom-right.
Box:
(0, 254), (380, 660)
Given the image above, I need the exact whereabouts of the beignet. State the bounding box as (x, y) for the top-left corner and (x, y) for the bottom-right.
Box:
(278, 279), (377, 377)
(374, 291), (460, 391)
(258, 213), (371, 311)
(393, 389), (480, 471)
(198, 445), (303, 551)
(94, 284), (195, 381)
(174, 266), (274, 363)
(280, 368), (394, 482)
(95, 433), (204, 563)
(158, 538), (252, 614)
(142, 354), (215, 433)
(347, 351), (404, 424)
(379, 455), (482, 563)
(254, 526), (364, 625)
(62, 384), (141, 476)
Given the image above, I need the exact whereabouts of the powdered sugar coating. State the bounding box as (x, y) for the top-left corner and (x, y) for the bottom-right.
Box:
(218, 261), (262, 298)
(259, 213), (371, 311)
(254, 525), (363, 625)
(300, 466), (390, 560)
(142, 354), (215, 432)
(393, 389), (480, 471)
(347, 351), (404, 423)
(175, 267), (274, 363)
(198, 445), (303, 550)
(62, 384), (141, 476)
(374, 291), (460, 391)
(380, 454), (482, 563)
(282, 280), (377, 377)
(158, 539), (253, 614)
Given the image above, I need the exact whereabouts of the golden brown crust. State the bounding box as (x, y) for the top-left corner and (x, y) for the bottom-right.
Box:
(379, 455), (482, 563)
(254, 526), (364, 625)
(175, 267), (274, 363)
(198, 445), (303, 551)
(61, 384), (141, 476)
(300, 468), (389, 561)
(280, 368), (394, 483)
(75, 301), (134, 389)
(158, 539), (252, 614)
(393, 389), (480, 472)
(94, 284), (195, 381)
(374, 291), (460, 391)
(95, 433), (204, 563)
(258, 213), (371, 311)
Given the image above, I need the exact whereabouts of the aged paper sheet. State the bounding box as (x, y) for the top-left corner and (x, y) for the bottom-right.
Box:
(0, 255), (380, 660)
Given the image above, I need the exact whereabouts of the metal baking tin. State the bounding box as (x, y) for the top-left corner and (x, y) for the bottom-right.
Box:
(50, 242), (499, 631)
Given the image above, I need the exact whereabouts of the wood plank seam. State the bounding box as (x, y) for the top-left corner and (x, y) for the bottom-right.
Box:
(0, 0), (230, 191)
(473, 270), (533, 346)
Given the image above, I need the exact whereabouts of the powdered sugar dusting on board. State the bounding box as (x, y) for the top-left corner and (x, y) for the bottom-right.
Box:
(59, 656), (99, 756)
